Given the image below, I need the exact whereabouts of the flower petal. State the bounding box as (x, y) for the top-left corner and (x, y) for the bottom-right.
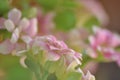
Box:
(8, 8), (21, 25)
(4, 19), (15, 32)
(18, 18), (29, 32)
(10, 28), (20, 43)
(0, 18), (5, 29)
(24, 18), (38, 37)
(46, 51), (60, 61)
(0, 40), (15, 54)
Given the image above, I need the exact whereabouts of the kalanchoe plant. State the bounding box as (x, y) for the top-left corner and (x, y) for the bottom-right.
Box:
(0, 8), (95, 80)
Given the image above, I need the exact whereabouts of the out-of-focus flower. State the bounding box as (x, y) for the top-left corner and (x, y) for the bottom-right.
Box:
(67, 28), (89, 52)
(101, 48), (120, 66)
(89, 27), (120, 49)
(89, 27), (120, 52)
(24, 18), (38, 37)
(37, 10), (55, 35)
(80, 0), (109, 26)
(8, 8), (22, 25)
(0, 40), (14, 54)
(0, 39), (26, 55)
(89, 26), (120, 66)
(4, 8), (38, 43)
(0, 18), (5, 29)
(82, 71), (95, 80)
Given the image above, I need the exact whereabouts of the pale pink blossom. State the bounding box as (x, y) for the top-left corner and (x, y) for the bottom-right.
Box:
(8, 8), (21, 25)
(89, 27), (120, 66)
(3, 8), (38, 43)
(0, 18), (5, 29)
(24, 18), (38, 37)
(90, 27), (120, 49)
(89, 27), (120, 52)
(0, 40), (14, 54)
(31, 35), (82, 67)
(0, 40), (26, 55)
(37, 10), (55, 35)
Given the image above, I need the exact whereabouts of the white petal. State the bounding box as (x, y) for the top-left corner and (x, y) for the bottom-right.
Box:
(0, 40), (15, 54)
(93, 26), (100, 33)
(21, 35), (32, 44)
(20, 56), (27, 68)
(18, 18), (29, 31)
(4, 19), (15, 32)
(10, 28), (20, 43)
(24, 18), (38, 37)
(85, 71), (95, 80)
(8, 8), (21, 24)
(46, 52), (60, 61)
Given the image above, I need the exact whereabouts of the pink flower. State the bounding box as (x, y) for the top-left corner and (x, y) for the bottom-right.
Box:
(4, 8), (38, 43)
(24, 18), (38, 37)
(0, 40), (26, 55)
(0, 18), (5, 29)
(89, 27), (120, 66)
(31, 35), (82, 67)
(89, 27), (120, 49)
(0, 40), (14, 54)
(37, 10), (55, 35)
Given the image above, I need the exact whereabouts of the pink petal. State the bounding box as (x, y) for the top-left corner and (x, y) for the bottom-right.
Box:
(15, 43), (26, 52)
(8, 8), (21, 25)
(0, 40), (15, 54)
(46, 51), (60, 61)
(0, 18), (5, 29)
(10, 28), (20, 43)
(89, 36), (97, 49)
(18, 18), (30, 32)
(110, 35), (120, 47)
(24, 18), (38, 37)
(4, 19), (15, 32)
(83, 71), (95, 80)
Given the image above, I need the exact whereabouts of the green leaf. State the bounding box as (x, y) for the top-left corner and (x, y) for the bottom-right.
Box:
(25, 57), (41, 80)
(47, 73), (57, 80)
(83, 16), (100, 30)
(44, 61), (58, 73)
(65, 72), (82, 80)
(0, 0), (10, 16)
(0, 55), (32, 80)
(54, 10), (76, 31)
(6, 65), (32, 80)
(62, 0), (78, 9)
(0, 29), (12, 40)
(38, 0), (58, 10)
(81, 50), (91, 68)
(55, 59), (66, 79)
(22, 7), (37, 18)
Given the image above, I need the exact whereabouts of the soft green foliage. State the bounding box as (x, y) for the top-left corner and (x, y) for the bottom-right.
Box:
(0, 29), (12, 40)
(54, 10), (76, 31)
(25, 56), (41, 80)
(22, 7), (37, 18)
(0, 0), (10, 16)
(65, 72), (82, 80)
(83, 16), (100, 30)
(62, 0), (78, 9)
(0, 55), (32, 80)
(38, 0), (58, 10)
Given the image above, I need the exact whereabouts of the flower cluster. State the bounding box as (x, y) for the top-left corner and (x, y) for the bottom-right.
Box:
(0, 8), (95, 80)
